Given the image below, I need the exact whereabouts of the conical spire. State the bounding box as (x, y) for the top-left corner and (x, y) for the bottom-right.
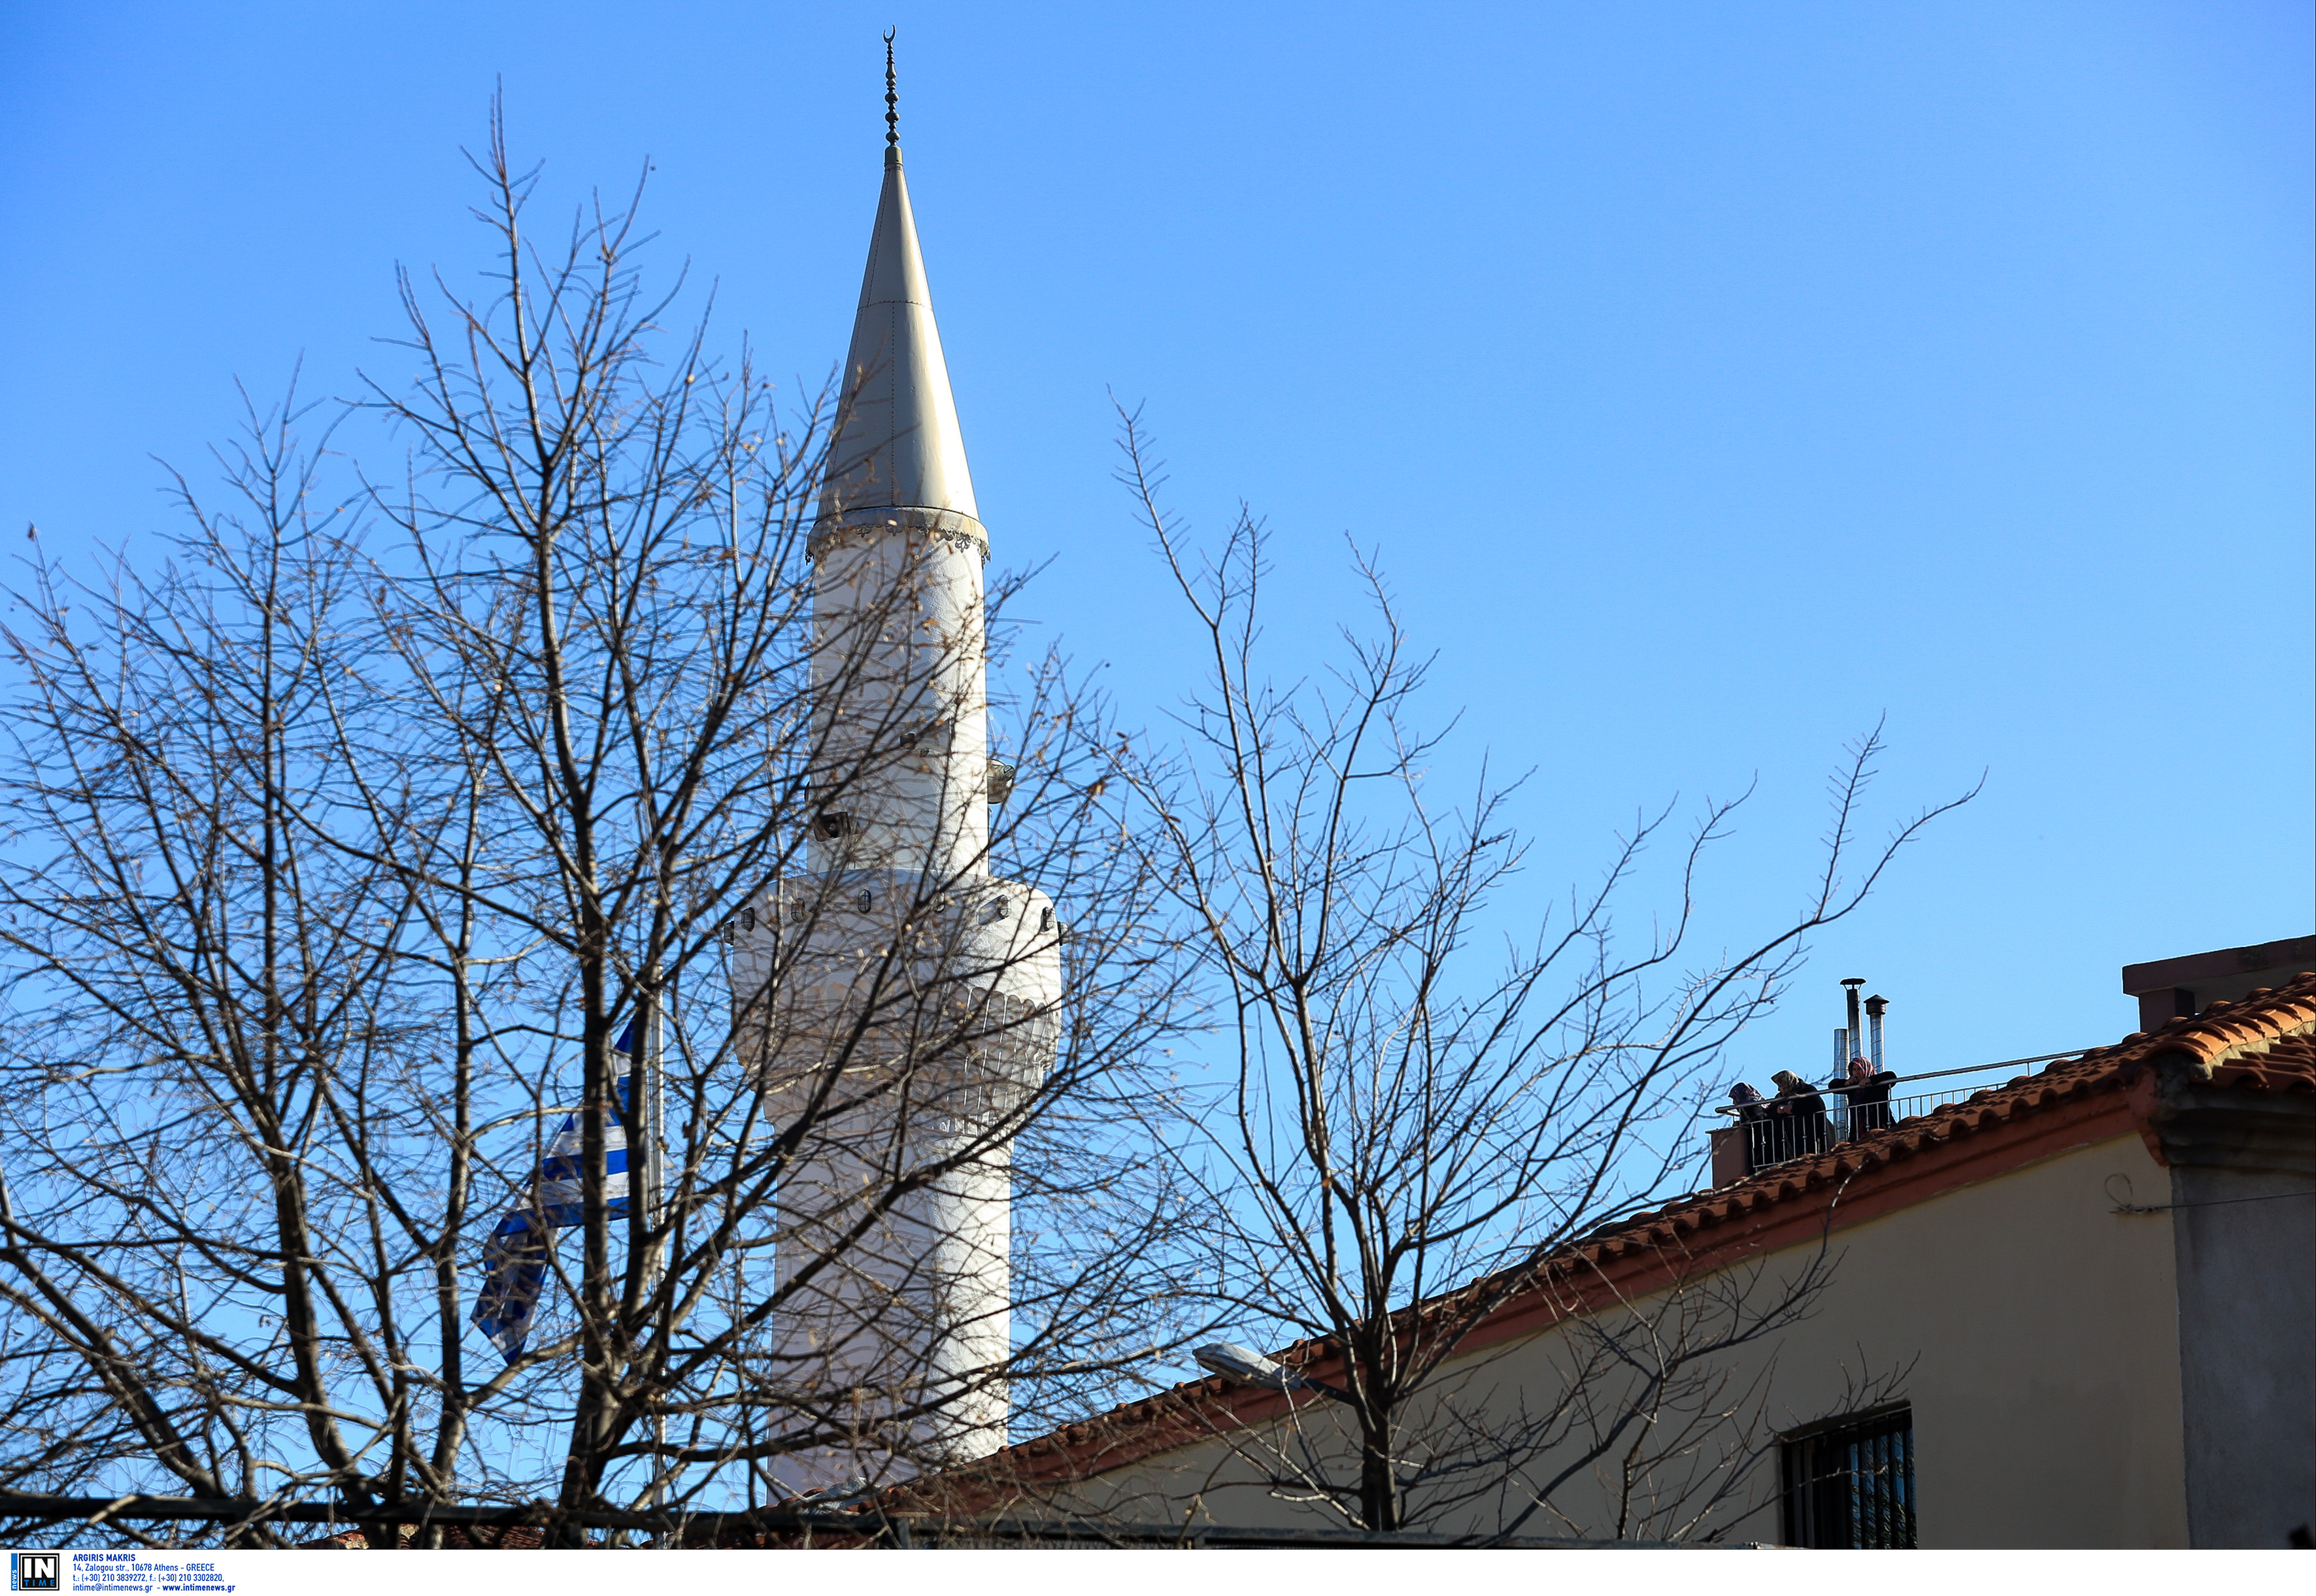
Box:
(818, 110), (979, 532)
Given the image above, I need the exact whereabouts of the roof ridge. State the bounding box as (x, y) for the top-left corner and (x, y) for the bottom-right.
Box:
(2121, 969), (2316, 1069)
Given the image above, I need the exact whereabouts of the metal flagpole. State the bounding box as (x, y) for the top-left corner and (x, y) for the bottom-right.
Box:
(648, 983), (667, 1531)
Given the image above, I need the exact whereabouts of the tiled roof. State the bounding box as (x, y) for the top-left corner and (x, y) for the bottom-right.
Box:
(1630, 971), (2316, 1235)
(961, 973), (2316, 1489)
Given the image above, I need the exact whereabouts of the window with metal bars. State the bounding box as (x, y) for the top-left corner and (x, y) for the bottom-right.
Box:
(1780, 1404), (1917, 1548)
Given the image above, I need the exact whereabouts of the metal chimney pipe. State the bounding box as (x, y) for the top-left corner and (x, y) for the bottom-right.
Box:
(1833, 1028), (1849, 1076)
(1842, 978), (1865, 1066)
(1864, 993), (1887, 1072)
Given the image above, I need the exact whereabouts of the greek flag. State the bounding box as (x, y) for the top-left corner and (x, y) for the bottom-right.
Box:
(471, 1021), (637, 1363)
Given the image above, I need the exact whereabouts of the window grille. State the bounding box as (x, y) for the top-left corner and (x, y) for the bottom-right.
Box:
(1780, 1405), (1916, 1548)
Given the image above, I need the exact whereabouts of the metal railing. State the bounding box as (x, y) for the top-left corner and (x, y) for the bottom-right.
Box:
(1709, 1048), (2096, 1182)
(1722, 1089), (1943, 1171)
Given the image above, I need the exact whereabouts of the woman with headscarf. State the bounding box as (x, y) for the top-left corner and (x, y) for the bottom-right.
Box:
(1768, 1069), (1830, 1161)
(1726, 1082), (1768, 1174)
(1833, 1054), (1900, 1138)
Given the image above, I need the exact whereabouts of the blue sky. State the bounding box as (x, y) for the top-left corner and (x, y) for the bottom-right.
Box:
(3, 1), (2308, 1089)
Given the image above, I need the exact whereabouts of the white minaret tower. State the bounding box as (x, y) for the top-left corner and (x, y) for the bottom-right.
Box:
(731, 49), (1061, 1491)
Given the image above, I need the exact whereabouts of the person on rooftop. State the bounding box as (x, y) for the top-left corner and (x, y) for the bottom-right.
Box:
(1833, 1055), (1900, 1138)
(1769, 1069), (1831, 1162)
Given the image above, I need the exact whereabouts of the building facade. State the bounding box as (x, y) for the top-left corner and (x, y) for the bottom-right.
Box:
(956, 961), (2316, 1547)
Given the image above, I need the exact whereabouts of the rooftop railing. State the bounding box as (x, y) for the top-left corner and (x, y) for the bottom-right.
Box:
(1706, 1049), (2094, 1186)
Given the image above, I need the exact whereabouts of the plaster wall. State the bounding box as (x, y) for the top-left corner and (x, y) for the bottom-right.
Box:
(731, 876), (1059, 1493)
(2166, 1114), (2316, 1548)
(733, 501), (1054, 1490)
(1055, 1134), (2190, 1546)
(807, 524), (989, 882)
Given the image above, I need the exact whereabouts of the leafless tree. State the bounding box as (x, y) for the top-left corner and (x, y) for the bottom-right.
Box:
(0, 114), (1196, 1548)
(1100, 408), (1973, 1537)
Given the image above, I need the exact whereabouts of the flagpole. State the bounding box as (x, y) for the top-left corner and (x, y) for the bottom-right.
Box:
(648, 991), (667, 1529)
(646, 983), (667, 1532)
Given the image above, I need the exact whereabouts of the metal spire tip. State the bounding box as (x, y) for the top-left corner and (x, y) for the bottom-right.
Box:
(883, 30), (899, 150)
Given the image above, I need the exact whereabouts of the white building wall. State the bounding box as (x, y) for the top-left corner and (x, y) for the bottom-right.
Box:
(1043, 1134), (2191, 1546)
(803, 514), (990, 882)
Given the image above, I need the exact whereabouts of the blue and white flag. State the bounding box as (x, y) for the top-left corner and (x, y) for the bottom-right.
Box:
(471, 1021), (639, 1363)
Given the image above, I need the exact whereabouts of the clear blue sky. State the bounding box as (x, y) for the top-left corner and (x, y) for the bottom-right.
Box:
(3, 1), (2308, 1086)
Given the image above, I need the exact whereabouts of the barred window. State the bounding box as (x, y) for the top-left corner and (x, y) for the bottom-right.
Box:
(1781, 1404), (1916, 1548)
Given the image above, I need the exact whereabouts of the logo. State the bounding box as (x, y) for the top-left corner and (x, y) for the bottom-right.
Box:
(9, 1554), (59, 1593)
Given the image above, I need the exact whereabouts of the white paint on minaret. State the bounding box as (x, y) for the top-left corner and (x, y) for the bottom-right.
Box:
(730, 134), (1061, 1491)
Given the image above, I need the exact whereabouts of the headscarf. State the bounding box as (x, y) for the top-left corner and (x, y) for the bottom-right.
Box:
(1727, 1082), (1762, 1106)
(1770, 1070), (1805, 1094)
(1848, 1056), (1877, 1084)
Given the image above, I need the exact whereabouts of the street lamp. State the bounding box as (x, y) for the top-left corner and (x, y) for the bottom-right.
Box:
(1193, 1342), (1352, 1405)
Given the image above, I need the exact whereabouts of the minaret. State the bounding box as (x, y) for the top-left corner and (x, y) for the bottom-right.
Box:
(731, 47), (1061, 1491)
(806, 41), (993, 888)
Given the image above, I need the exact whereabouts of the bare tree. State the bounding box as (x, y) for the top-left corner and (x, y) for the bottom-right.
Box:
(1101, 408), (1973, 1537)
(0, 115), (1196, 1548)
(0, 107), (1972, 1552)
